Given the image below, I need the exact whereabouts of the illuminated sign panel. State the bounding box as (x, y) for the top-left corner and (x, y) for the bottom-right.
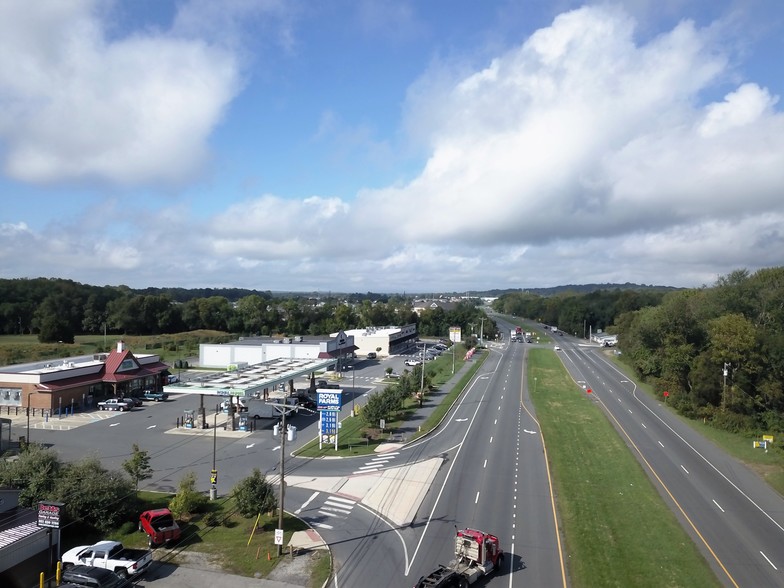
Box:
(316, 390), (342, 411)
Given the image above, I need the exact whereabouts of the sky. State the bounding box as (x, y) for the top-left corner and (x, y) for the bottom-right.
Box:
(1, 0), (783, 294)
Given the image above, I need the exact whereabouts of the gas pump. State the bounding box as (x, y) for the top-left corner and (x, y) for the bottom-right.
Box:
(238, 414), (249, 431)
(183, 409), (195, 429)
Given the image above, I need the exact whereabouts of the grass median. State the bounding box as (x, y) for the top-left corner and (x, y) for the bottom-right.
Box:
(528, 348), (720, 588)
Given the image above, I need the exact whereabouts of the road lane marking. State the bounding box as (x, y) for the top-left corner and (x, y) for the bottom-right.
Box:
(523, 429), (536, 435)
(312, 522), (333, 530)
(271, 445), (281, 451)
(483, 459), (487, 468)
(246, 443), (255, 448)
(475, 492), (480, 504)
(109, 423), (119, 427)
(489, 436), (493, 443)
(327, 497), (356, 506)
(295, 491), (320, 514)
(760, 551), (778, 570)
(641, 423), (646, 428)
(713, 500), (724, 513)
(681, 465), (689, 474)
(146, 425), (156, 429)
(658, 441), (664, 448)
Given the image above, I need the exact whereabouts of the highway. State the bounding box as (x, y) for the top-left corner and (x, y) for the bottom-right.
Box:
(312, 329), (567, 587)
(18, 340), (566, 587)
(554, 332), (784, 587)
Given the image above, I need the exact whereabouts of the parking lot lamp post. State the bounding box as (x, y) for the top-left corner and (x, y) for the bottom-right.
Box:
(25, 392), (32, 447)
(420, 344), (426, 396)
(210, 409), (217, 500)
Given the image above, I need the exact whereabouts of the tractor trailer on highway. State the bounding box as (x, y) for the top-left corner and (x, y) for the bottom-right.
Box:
(413, 528), (503, 587)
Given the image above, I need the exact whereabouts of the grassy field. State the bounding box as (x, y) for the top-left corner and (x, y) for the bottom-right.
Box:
(527, 348), (721, 588)
(0, 331), (230, 366)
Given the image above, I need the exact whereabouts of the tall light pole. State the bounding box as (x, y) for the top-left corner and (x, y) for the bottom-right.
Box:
(722, 362), (730, 412)
(534, 377), (537, 396)
(451, 345), (455, 375)
(351, 367), (356, 415)
(479, 317), (485, 345)
(420, 343), (427, 396)
(210, 407), (218, 500)
(25, 391), (32, 447)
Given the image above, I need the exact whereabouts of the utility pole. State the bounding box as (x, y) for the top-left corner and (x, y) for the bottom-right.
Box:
(722, 362), (730, 412)
(274, 402), (299, 557)
(479, 317), (485, 345)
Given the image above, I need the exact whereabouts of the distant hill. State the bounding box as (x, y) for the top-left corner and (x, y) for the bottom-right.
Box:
(480, 283), (681, 297)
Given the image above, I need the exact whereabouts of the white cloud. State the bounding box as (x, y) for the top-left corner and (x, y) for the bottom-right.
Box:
(1, 3), (782, 292)
(0, 0), (240, 186)
(349, 4), (784, 273)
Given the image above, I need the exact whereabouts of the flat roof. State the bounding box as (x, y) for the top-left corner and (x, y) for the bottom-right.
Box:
(0, 353), (159, 376)
(164, 357), (336, 398)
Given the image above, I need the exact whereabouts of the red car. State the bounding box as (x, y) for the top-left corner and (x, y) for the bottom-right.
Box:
(139, 508), (181, 547)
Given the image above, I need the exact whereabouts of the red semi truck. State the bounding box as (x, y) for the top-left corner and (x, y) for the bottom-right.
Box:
(414, 528), (503, 588)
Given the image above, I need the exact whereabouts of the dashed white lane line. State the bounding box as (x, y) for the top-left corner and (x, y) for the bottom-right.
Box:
(760, 551), (778, 570)
(681, 464), (690, 474)
(713, 499), (725, 513)
(475, 492), (480, 504)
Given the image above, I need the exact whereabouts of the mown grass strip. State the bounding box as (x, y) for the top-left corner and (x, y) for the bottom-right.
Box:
(528, 348), (720, 588)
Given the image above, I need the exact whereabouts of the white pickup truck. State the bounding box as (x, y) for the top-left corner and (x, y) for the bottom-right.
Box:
(62, 540), (152, 578)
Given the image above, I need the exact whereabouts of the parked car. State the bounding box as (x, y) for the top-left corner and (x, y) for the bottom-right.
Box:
(121, 396), (143, 407)
(142, 389), (168, 402)
(367, 352), (377, 359)
(405, 359), (421, 366)
(61, 565), (132, 588)
(293, 393), (317, 410)
(139, 508), (181, 547)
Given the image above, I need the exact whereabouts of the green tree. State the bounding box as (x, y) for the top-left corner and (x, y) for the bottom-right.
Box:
(122, 444), (153, 493)
(53, 457), (136, 532)
(169, 471), (207, 520)
(232, 468), (277, 517)
(0, 444), (61, 507)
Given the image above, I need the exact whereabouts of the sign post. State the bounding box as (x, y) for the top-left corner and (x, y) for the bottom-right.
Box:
(317, 389), (342, 450)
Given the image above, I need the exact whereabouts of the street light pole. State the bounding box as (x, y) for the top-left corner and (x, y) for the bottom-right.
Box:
(722, 362), (729, 411)
(210, 408), (217, 500)
(25, 391), (32, 448)
(479, 317), (485, 345)
(351, 367), (355, 415)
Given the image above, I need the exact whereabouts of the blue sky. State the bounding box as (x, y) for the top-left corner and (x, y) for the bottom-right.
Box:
(1, 0), (783, 293)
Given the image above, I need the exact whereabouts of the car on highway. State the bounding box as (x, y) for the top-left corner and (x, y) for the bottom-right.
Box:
(554, 345), (561, 351)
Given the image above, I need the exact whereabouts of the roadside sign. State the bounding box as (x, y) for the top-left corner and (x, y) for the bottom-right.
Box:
(274, 528), (284, 545)
(316, 390), (342, 411)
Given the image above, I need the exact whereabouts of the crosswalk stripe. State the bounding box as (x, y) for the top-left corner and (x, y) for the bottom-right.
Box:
(326, 496), (356, 506)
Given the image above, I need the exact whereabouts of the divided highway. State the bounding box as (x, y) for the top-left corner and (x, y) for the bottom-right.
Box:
(555, 334), (784, 587)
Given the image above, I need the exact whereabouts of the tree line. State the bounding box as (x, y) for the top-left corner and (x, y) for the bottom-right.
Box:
(0, 278), (495, 346)
(494, 267), (784, 436)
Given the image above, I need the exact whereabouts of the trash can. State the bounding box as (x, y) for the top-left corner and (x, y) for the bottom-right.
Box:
(287, 425), (297, 442)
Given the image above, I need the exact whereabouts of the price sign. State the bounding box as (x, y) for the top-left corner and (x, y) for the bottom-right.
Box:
(321, 410), (338, 435)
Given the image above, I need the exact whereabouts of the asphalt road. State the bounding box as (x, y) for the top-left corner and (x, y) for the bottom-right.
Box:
(15, 342), (567, 587)
(555, 332), (784, 587)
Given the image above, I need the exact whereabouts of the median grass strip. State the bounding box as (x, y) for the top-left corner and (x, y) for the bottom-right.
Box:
(528, 348), (720, 588)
